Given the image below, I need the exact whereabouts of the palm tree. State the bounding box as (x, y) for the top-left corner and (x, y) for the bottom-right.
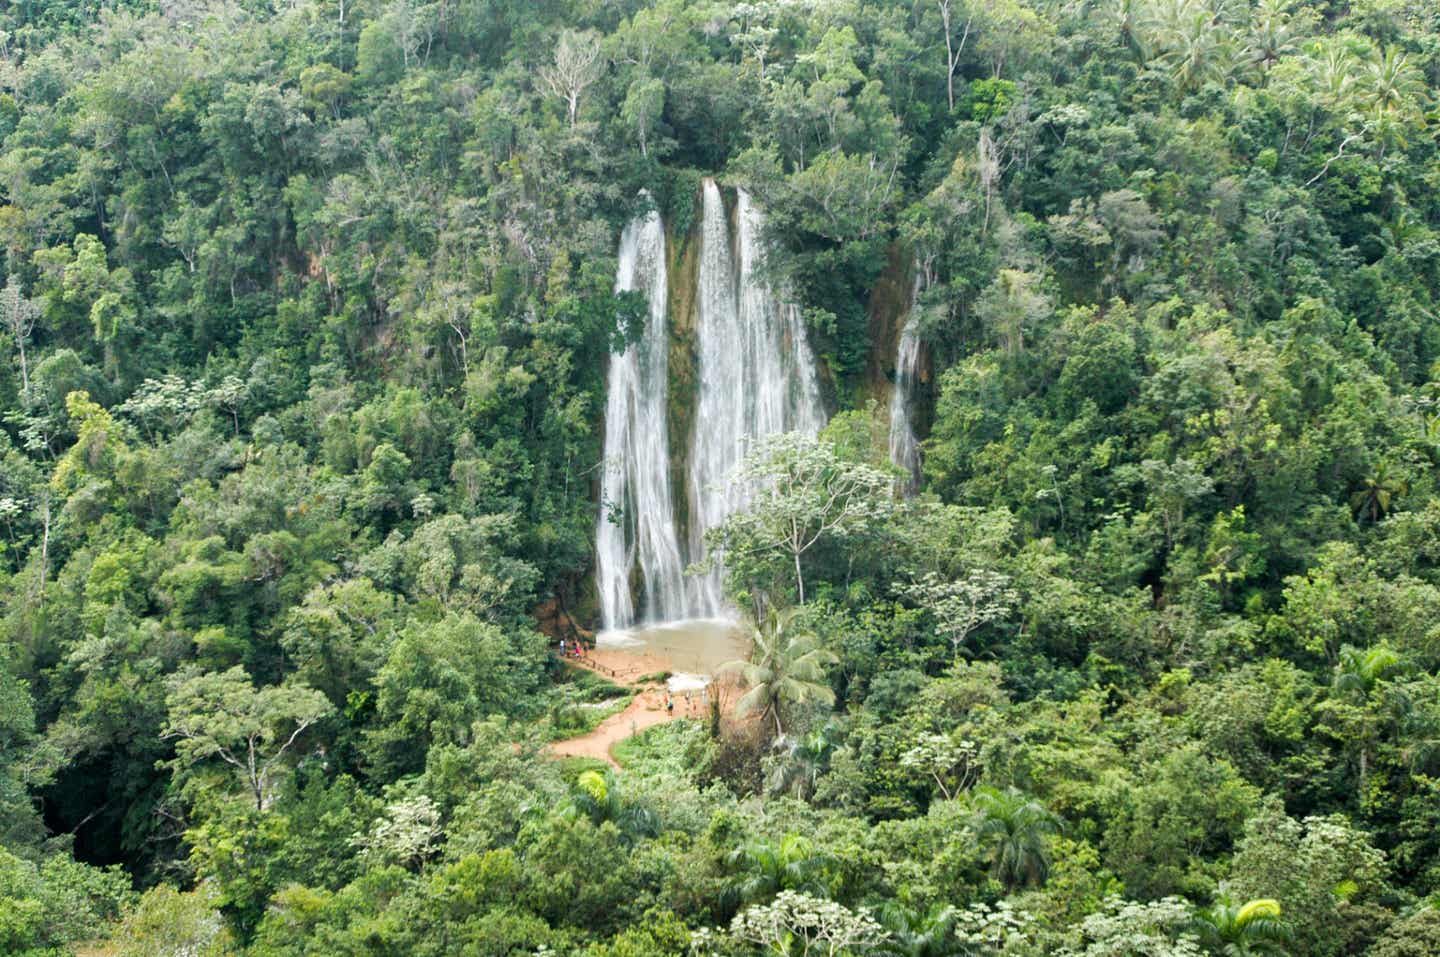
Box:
(766, 720), (844, 799)
(1365, 46), (1425, 117)
(1328, 644), (1409, 801)
(876, 902), (966, 957)
(1333, 644), (1402, 698)
(1421, 412), (1440, 463)
(1352, 461), (1409, 523)
(1093, 0), (1150, 62)
(1307, 41), (1357, 111)
(725, 832), (832, 906)
(719, 606), (838, 738)
(1245, 0), (1304, 74)
(1157, 6), (1235, 95)
(1191, 897), (1292, 955)
(564, 768), (660, 844)
(970, 786), (1061, 891)
(1143, 0), (1241, 96)
(1361, 46), (1427, 157)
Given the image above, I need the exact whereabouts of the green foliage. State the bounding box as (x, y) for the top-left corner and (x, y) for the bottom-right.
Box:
(705, 431), (893, 606)
(720, 606), (839, 739)
(1225, 805), (1391, 957)
(366, 613), (546, 777)
(110, 884), (233, 957)
(1189, 897), (1292, 956)
(163, 666), (333, 810)
(970, 786), (1061, 892)
(0, 848), (131, 955)
(0, 0), (1438, 952)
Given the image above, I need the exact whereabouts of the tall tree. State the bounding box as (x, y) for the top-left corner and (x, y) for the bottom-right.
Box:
(937, 0), (973, 112)
(541, 29), (606, 128)
(970, 786), (1061, 891)
(720, 606), (838, 738)
(162, 667), (332, 811)
(0, 275), (38, 393)
(706, 433), (891, 605)
(900, 570), (1018, 660)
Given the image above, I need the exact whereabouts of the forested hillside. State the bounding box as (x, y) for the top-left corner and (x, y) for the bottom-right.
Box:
(2, 0), (1440, 953)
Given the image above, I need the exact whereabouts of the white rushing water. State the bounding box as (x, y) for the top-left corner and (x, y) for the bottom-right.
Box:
(685, 181), (826, 616)
(596, 181), (825, 628)
(595, 206), (688, 630)
(888, 270), (924, 494)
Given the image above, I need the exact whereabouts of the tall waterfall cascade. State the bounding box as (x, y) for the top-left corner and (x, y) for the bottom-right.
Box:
(595, 207), (688, 631)
(888, 271), (924, 494)
(595, 181), (827, 630)
(685, 181), (826, 617)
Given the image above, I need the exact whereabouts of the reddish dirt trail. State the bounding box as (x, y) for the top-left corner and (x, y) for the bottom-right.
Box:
(547, 647), (714, 768)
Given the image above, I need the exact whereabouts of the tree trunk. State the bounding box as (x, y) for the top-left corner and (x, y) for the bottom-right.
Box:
(36, 496), (50, 604)
(941, 1), (955, 112)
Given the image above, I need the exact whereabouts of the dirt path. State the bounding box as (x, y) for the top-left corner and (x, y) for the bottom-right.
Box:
(548, 647), (711, 768)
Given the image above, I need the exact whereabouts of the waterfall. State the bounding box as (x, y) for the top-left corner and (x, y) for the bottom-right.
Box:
(888, 271), (923, 493)
(595, 206), (688, 631)
(595, 181), (825, 628)
(685, 181), (826, 616)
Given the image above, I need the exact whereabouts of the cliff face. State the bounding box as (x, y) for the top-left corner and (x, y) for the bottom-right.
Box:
(664, 184), (706, 550)
(864, 244), (912, 404)
(864, 245), (934, 449)
(597, 184), (927, 622)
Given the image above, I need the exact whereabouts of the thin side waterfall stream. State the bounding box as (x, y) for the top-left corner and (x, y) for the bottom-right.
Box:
(888, 271), (923, 493)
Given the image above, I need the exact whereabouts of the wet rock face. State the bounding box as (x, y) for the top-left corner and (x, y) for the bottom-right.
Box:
(532, 597), (594, 642)
(683, 180), (826, 617)
(863, 243), (913, 407)
(889, 269), (925, 494)
(665, 191), (703, 553)
(865, 246), (931, 491)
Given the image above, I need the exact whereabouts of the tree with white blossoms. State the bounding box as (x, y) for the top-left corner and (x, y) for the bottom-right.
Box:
(899, 732), (980, 801)
(116, 374), (207, 440)
(706, 433), (893, 606)
(877, 899), (1037, 956)
(208, 374), (248, 435)
(950, 900), (1038, 953)
(729, 3), (783, 81)
(352, 793), (442, 869)
(1059, 896), (1204, 957)
(0, 496), (23, 546)
(901, 570), (1018, 660)
(706, 890), (887, 957)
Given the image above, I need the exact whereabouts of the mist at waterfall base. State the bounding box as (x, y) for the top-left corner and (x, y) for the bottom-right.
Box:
(594, 181), (826, 669)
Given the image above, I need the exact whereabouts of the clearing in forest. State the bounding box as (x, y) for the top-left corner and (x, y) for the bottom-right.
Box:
(547, 645), (719, 767)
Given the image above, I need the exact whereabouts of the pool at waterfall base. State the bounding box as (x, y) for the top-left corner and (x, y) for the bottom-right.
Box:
(595, 617), (749, 694)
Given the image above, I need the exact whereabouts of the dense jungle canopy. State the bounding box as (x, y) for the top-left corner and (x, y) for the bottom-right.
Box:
(3, 0), (1440, 953)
